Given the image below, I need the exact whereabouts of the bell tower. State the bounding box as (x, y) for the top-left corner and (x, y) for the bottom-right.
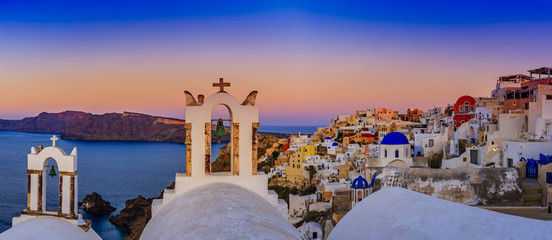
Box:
(151, 78), (288, 218)
(12, 135), (91, 230)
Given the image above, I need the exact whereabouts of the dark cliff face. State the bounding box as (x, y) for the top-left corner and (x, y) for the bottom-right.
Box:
(0, 111), (289, 143)
(0, 111), (87, 133)
(61, 112), (188, 143)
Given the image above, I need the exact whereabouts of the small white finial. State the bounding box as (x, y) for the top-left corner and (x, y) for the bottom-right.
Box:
(50, 135), (58, 147)
(70, 147), (77, 156)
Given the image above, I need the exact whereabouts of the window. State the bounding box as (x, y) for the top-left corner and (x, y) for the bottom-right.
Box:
(429, 139), (434, 147)
(384, 149), (387, 158)
(459, 105), (464, 112)
(470, 106), (474, 112)
(508, 158), (513, 168)
(313, 232), (318, 239)
(395, 150), (399, 158)
(293, 164), (295, 168)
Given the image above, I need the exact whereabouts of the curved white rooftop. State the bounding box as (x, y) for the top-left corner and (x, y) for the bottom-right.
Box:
(0, 216), (100, 240)
(141, 183), (300, 240)
(329, 187), (552, 240)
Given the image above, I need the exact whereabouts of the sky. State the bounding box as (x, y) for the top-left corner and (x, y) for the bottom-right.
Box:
(1, 0), (551, 125)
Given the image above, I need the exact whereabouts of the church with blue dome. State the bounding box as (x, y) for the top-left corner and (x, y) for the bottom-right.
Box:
(349, 175), (377, 208)
(375, 132), (413, 168)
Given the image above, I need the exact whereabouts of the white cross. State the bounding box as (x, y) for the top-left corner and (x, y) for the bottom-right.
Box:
(50, 135), (58, 147)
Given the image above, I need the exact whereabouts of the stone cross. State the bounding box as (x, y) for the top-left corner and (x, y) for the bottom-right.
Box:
(50, 135), (58, 147)
(213, 78), (230, 92)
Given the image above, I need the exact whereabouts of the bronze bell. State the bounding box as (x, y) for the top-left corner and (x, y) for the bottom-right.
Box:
(214, 119), (227, 143)
(48, 166), (56, 178)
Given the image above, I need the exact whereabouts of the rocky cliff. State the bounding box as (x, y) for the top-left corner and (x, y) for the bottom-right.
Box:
(61, 112), (191, 143)
(78, 192), (116, 215)
(0, 111), (87, 133)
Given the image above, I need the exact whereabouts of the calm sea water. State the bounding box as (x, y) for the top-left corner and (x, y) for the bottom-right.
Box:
(0, 126), (314, 239)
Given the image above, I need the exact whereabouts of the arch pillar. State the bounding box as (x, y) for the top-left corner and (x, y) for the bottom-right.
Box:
(205, 123), (211, 175)
(252, 122), (259, 175)
(185, 123), (192, 176)
(58, 171), (78, 217)
(232, 123), (240, 175)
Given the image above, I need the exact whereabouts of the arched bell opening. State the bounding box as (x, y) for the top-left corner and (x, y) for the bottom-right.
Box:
(42, 157), (60, 213)
(210, 104), (233, 174)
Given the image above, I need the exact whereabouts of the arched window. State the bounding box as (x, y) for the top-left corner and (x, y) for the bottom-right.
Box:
(395, 150), (399, 158)
(384, 149), (387, 158)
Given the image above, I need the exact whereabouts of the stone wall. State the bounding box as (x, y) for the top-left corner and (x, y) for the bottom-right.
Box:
(373, 167), (522, 205)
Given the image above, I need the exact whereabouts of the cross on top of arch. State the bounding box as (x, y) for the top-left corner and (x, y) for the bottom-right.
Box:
(213, 78), (230, 92)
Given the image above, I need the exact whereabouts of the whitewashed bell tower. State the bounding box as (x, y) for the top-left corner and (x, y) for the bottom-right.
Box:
(12, 135), (91, 230)
(151, 78), (288, 217)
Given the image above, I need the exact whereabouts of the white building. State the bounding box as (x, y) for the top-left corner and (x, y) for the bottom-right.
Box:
(288, 194), (311, 218)
(377, 132), (413, 168)
(502, 140), (552, 168)
(298, 222), (323, 240)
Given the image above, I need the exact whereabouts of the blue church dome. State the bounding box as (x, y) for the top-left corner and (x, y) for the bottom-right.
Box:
(351, 176), (369, 189)
(381, 132), (409, 145)
(325, 136), (332, 140)
(332, 142), (339, 146)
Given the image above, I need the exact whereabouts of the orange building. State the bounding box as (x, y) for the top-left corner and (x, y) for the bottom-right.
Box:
(399, 108), (423, 122)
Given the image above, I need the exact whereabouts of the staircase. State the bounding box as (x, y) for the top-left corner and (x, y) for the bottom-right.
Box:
(521, 179), (543, 206)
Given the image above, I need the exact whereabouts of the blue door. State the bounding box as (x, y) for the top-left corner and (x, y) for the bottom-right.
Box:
(527, 159), (538, 178)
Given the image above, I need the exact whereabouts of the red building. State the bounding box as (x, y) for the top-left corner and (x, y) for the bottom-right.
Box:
(453, 95), (476, 128)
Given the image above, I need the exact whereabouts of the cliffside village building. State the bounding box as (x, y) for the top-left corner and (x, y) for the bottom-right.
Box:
(264, 67), (552, 231)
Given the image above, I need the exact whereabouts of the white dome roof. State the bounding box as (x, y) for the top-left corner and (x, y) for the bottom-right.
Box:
(141, 183), (300, 240)
(329, 187), (552, 240)
(0, 216), (100, 240)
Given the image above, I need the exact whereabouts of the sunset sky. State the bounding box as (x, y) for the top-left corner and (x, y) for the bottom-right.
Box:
(1, 1), (551, 125)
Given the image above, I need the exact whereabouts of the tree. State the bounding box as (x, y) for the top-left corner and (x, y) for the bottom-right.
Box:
(335, 132), (343, 142)
(304, 165), (317, 187)
(271, 151), (280, 167)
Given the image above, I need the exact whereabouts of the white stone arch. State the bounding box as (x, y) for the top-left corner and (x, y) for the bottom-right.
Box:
(185, 91), (259, 177)
(26, 143), (78, 218)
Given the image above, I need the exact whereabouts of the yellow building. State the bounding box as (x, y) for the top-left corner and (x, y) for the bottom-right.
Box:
(284, 150), (306, 186)
(298, 144), (317, 161)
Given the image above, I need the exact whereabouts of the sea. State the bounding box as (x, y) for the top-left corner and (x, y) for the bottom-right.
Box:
(0, 125), (319, 239)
